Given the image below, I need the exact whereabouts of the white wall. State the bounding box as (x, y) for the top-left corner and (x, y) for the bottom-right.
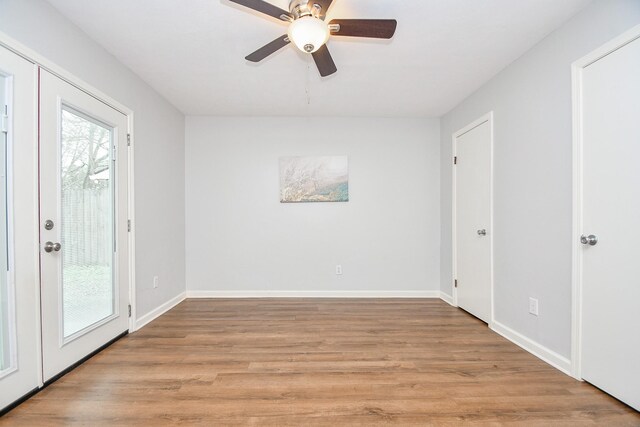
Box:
(440, 0), (640, 358)
(0, 0), (186, 319)
(186, 117), (440, 296)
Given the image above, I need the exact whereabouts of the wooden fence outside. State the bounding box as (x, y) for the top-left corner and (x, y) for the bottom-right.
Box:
(61, 188), (112, 266)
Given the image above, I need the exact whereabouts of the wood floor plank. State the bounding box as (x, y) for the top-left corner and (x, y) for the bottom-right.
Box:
(1, 299), (638, 425)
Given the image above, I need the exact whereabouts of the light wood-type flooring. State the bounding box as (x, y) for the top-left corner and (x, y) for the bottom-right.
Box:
(1, 299), (639, 426)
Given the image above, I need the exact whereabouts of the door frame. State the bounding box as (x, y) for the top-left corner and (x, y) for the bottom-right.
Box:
(0, 31), (138, 382)
(451, 111), (495, 325)
(570, 24), (640, 381)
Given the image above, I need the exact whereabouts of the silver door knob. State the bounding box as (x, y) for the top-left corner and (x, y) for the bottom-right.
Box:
(477, 229), (487, 236)
(44, 241), (62, 253)
(580, 234), (598, 246)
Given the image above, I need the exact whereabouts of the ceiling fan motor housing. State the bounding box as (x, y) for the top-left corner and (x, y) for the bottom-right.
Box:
(289, 0), (322, 19)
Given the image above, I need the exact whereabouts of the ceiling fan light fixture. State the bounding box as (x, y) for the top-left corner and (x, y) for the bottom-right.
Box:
(287, 16), (329, 53)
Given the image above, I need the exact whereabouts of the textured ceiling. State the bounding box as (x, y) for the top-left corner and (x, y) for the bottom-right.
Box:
(46, 0), (592, 117)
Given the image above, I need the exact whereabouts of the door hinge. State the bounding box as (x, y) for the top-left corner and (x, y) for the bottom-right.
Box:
(1, 105), (8, 134)
(127, 133), (131, 146)
(453, 156), (457, 165)
(127, 219), (131, 232)
(454, 279), (458, 288)
(128, 304), (132, 318)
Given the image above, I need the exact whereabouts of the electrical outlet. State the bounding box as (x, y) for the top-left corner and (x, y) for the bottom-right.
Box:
(529, 297), (539, 316)
(153, 276), (159, 289)
(335, 265), (343, 275)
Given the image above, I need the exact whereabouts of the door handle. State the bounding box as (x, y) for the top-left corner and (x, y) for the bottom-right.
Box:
(580, 234), (598, 246)
(477, 229), (487, 236)
(44, 241), (62, 253)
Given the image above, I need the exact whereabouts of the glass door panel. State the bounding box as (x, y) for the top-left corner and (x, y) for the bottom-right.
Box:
(60, 107), (115, 338)
(40, 69), (129, 382)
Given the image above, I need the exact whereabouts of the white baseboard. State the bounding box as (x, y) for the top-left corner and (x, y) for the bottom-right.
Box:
(186, 290), (441, 298)
(490, 320), (572, 376)
(439, 292), (455, 306)
(134, 291), (186, 331)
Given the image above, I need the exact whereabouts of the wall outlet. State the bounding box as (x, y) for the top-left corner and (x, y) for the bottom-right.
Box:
(153, 276), (159, 289)
(529, 297), (539, 316)
(335, 265), (343, 275)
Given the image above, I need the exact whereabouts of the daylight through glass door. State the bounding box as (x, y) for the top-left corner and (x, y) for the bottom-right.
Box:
(60, 106), (114, 338)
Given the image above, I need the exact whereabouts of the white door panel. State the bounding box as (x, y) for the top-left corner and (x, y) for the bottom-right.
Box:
(580, 36), (640, 411)
(39, 69), (129, 381)
(455, 118), (492, 323)
(0, 45), (40, 411)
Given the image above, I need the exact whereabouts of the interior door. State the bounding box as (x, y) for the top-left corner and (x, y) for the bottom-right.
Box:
(39, 69), (129, 381)
(455, 118), (492, 323)
(0, 45), (40, 411)
(580, 36), (640, 411)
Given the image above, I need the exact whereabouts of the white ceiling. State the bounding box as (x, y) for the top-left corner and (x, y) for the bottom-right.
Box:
(46, 0), (591, 117)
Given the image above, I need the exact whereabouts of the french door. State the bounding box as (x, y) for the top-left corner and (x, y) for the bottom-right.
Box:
(0, 46), (131, 411)
(39, 70), (129, 382)
(0, 44), (40, 412)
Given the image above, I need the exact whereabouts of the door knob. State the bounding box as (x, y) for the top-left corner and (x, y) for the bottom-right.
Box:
(477, 229), (487, 236)
(44, 241), (62, 253)
(580, 234), (598, 246)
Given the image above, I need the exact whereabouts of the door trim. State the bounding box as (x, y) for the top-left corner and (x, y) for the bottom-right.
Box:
(0, 30), (138, 340)
(451, 111), (495, 325)
(570, 23), (640, 381)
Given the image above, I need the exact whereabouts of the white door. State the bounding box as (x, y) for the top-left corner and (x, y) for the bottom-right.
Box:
(454, 116), (492, 323)
(0, 46), (40, 411)
(580, 35), (640, 411)
(39, 69), (129, 381)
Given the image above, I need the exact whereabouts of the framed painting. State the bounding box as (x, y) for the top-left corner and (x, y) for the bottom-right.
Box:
(279, 156), (349, 203)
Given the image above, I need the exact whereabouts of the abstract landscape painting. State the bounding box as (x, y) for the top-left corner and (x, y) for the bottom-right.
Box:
(280, 156), (349, 203)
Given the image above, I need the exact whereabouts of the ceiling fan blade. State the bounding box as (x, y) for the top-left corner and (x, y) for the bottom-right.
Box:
(329, 19), (397, 39)
(246, 35), (290, 62)
(228, 0), (293, 21)
(311, 45), (337, 77)
(307, 0), (335, 18)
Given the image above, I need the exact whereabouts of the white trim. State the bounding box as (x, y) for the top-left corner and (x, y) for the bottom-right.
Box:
(439, 292), (455, 306)
(451, 112), (495, 322)
(451, 128), (457, 305)
(570, 24), (640, 381)
(570, 41), (584, 382)
(134, 292), (186, 330)
(32, 65), (43, 388)
(186, 290), (442, 299)
(127, 119), (136, 332)
(490, 320), (572, 377)
(0, 32), (131, 116)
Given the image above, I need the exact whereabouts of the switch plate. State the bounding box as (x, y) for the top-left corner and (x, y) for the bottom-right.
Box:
(335, 265), (343, 275)
(153, 276), (159, 289)
(529, 297), (539, 316)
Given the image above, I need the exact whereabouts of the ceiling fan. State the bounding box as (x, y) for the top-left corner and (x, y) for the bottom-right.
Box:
(227, 0), (397, 77)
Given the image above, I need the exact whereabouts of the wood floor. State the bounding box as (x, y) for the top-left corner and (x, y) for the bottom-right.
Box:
(1, 299), (638, 426)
